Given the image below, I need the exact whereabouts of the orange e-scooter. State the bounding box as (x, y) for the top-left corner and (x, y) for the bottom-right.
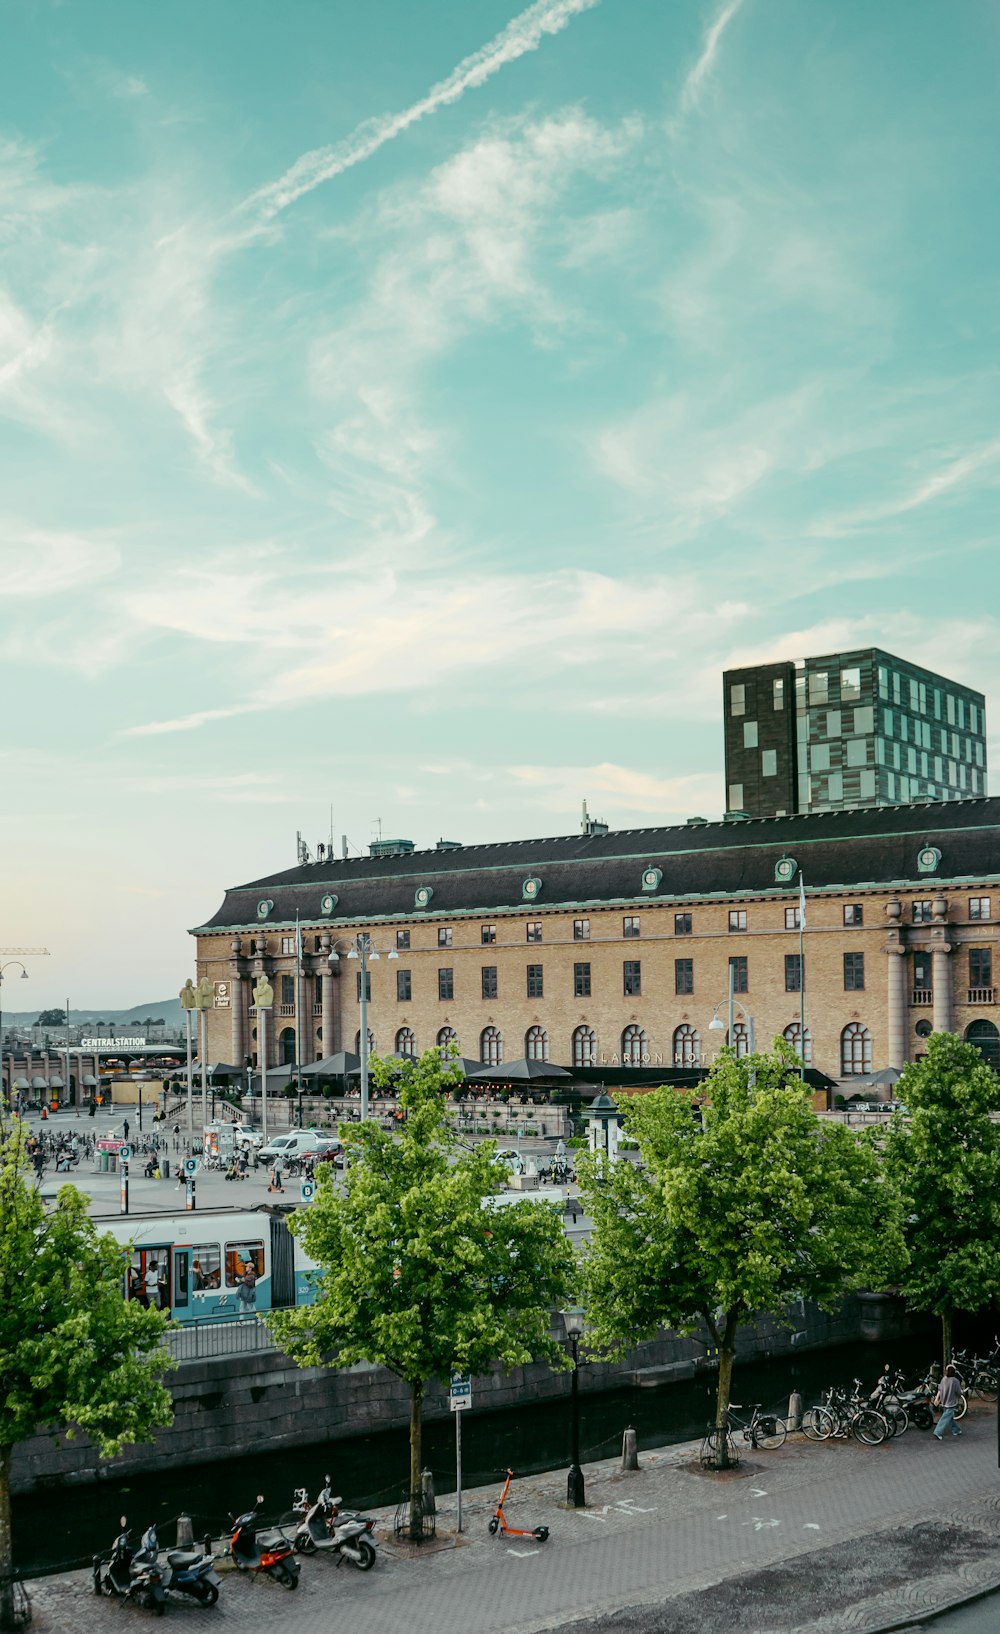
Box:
(488, 1469), (549, 1542)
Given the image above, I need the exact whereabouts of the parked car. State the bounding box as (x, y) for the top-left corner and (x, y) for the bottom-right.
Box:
(259, 1132), (341, 1164)
(229, 1123), (264, 1149)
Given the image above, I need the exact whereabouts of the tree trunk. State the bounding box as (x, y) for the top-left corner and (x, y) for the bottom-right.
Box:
(714, 1310), (739, 1470)
(942, 1309), (953, 1370)
(0, 1444), (14, 1634)
(408, 1379), (423, 1540)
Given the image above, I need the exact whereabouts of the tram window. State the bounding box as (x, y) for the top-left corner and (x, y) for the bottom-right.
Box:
(191, 1246), (222, 1291)
(226, 1242), (264, 1287)
(173, 1250), (190, 1308)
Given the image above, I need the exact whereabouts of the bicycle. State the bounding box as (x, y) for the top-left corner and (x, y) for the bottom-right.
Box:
(803, 1383), (888, 1445)
(951, 1348), (998, 1403)
(701, 1403), (786, 1465)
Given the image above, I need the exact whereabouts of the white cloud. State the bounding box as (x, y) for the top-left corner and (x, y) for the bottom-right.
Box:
(812, 435), (1000, 537)
(0, 526), (120, 596)
(671, 0), (745, 134)
(508, 761), (722, 819)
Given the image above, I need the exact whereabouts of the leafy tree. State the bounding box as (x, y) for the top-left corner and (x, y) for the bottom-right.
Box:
(0, 1121), (174, 1629)
(884, 1032), (1000, 1365)
(35, 1009), (66, 1028)
(266, 1049), (574, 1535)
(578, 1043), (905, 1465)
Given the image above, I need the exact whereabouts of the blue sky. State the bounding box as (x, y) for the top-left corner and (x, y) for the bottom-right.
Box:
(3, 0), (1000, 1007)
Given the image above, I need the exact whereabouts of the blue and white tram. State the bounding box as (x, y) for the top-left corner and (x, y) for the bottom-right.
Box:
(96, 1207), (320, 1320)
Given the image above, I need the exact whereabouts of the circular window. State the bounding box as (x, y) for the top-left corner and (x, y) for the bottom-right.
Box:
(915, 1019), (932, 1038)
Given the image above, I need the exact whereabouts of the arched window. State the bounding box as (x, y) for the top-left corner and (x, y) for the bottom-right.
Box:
(622, 1025), (648, 1066)
(673, 1024), (700, 1067)
(525, 1026), (549, 1063)
(437, 1025), (458, 1056)
(354, 1028), (376, 1054)
(841, 1023), (872, 1075)
(573, 1026), (597, 1067)
(966, 1019), (1000, 1073)
(783, 1022), (813, 1067)
(395, 1027), (416, 1058)
(730, 1022), (749, 1059)
(480, 1027), (503, 1066)
(279, 1027), (296, 1066)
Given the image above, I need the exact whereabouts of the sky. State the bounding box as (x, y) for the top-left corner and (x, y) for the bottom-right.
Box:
(2, 0), (1000, 1009)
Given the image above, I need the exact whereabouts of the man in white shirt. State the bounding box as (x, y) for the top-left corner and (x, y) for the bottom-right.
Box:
(145, 1260), (161, 1309)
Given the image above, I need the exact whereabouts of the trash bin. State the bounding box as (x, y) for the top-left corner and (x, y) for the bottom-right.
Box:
(160, 1159), (170, 1180)
(108, 1154), (117, 1173)
(99, 1151), (109, 1173)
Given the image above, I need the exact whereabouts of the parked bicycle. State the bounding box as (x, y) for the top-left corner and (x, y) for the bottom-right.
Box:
(803, 1381), (888, 1445)
(701, 1401), (787, 1466)
(951, 1346), (998, 1403)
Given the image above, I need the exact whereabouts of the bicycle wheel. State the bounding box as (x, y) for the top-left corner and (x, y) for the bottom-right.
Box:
(955, 1393), (968, 1421)
(888, 1405), (908, 1436)
(852, 1409), (888, 1445)
(754, 1414), (787, 1450)
(974, 1371), (998, 1402)
(803, 1407), (835, 1441)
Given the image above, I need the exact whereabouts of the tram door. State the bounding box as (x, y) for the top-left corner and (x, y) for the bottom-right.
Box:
(173, 1247), (192, 1311)
(127, 1245), (172, 1311)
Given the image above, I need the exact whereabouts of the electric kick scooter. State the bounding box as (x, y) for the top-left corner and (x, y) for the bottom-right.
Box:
(488, 1469), (549, 1542)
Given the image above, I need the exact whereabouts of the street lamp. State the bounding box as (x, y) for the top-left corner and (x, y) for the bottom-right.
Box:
(328, 934), (398, 1121)
(563, 1306), (587, 1508)
(0, 964), (29, 1100)
(708, 961), (756, 1059)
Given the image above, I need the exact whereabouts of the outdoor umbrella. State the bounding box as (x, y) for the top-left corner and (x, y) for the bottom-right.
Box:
(300, 1052), (361, 1078)
(467, 1059), (572, 1083)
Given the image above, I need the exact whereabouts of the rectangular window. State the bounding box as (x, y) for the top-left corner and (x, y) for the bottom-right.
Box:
(355, 971), (371, 1003)
(845, 739), (866, 767)
(810, 742), (830, 772)
(843, 952), (865, 991)
(526, 921), (542, 943)
(785, 954), (803, 992)
(826, 709), (842, 737)
(188, 1245), (221, 1293)
(526, 964), (544, 999)
(970, 897), (991, 920)
(438, 967), (454, 1001)
(910, 679), (920, 712)
(912, 901), (932, 923)
(840, 666), (861, 701)
(729, 955), (748, 994)
(809, 671), (829, 704)
(623, 959), (641, 996)
(893, 672), (902, 704)
(573, 962), (591, 998)
(481, 966), (497, 1000)
(573, 918), (590, 941)
(730, 683), (746, 716)
(728, 910), (747, 932)
(727, 783), (744, 811)
(674, 912), (692, 935)
(773, 678), (784, 710)
(743, 720), (758, 748)
(225, 1242), (264, 1288)
(481, 924), (496, 944)
(314, 973), (322, 1005)
(396, 929), (410, 950)
(827, 771), (844, 801)
(970, 948), (993, 988)
(281, 974), (294, 1006)
(675, 957), (694, 995)
(438, 927), (452, 948)
(878, 666), (889, 700)
(912, 951), (932, 989)
(623, 915), (641, 939)
(761, 749), (777, 777)
(396, 969), (411, 1002)
(843, 903), (863, 926)
(313, 935), (323, 953)
(785, 907), (801, 930)
(281, 936), (295, 954)
(947, 694), (956, 725)
(883, 707), (894, 736)
(859, 769), (877, 799)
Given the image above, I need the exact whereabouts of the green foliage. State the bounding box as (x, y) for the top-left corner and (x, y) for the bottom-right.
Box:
(36, 1009), (67, 1028)
(884, 1033), (1000, 1350)
(0, 1120), (174, 1625)
(578, 1043), (905, 1437)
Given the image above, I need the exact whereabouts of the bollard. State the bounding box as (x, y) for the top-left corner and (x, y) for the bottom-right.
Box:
(621, 1425), (639, 1471)
(175, 1513), (194, 1548)
(788, 1390), (803, 1432)
(421, 1468), (436, 1518)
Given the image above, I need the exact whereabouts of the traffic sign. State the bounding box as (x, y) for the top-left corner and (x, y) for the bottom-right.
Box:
(300, 1181), (315, 1201)
(183, 1157), (198, 1176)
(119, 1145), (132, 1161)
(449, 1370), (472, 1411)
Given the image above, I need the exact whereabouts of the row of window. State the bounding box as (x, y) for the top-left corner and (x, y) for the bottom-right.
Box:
(387, 952), (863, 1002)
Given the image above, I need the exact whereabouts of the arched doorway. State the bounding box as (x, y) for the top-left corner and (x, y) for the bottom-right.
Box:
(279, 1027), (296, 1066)
(966, 1019), (1000, 1073)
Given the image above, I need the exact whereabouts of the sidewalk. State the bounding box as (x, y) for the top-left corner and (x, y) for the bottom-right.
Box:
(27, 1403), (1000, 1634)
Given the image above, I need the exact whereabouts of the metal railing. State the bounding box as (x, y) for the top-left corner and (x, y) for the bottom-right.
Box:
(166, 1315), (277, 1363)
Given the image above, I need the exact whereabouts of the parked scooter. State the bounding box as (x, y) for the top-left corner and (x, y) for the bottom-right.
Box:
(290, 1478), (378, 1569)
(92, 1519), (167, 1614)
(136, 1524), (222, 1606)
(228, 1497), (300, 1588)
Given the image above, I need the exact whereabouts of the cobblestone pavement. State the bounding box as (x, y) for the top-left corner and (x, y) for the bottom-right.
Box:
(27, 1402), (1000, 1634)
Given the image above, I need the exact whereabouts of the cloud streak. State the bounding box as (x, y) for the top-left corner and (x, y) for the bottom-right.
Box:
(242, 0), (602, 221)
(672, 0), (744, 131)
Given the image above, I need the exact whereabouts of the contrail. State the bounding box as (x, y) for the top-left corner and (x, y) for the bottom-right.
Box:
(242, 0), (603, 221)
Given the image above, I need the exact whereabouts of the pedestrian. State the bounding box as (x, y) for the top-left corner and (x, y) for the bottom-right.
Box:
(237, 1260), (258, 1309)
(934, 1364), (964, 1440)
(144, 1258), (161, 1309)
(269, 1155), (284, 1193)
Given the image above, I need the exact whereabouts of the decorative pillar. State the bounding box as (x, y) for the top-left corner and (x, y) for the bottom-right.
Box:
(884, 899), (907, 1070)
(321, 934), (335, 1058)
(230, 939), (245, 1065)
(931, 897), (953, 1035)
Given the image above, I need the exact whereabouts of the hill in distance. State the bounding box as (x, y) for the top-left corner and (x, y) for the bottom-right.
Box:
(7, 998), (185, 1027)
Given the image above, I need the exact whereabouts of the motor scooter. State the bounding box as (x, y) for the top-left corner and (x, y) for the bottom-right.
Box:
(137, 1524), (222, 1605)
(228, 1497), (300, 1588)
(290, 1478), (378, 1569)
(92, 1519), (167, 1614)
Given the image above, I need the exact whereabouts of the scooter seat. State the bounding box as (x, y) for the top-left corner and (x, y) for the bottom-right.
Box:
(167, 1549), (205, 1568)
(255, 1530), (286, 1550)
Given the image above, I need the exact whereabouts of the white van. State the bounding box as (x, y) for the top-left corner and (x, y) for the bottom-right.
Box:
(259, 1131), (340, 1165)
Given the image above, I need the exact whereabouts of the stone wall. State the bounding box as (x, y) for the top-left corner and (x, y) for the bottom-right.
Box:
(10, 1291), (922, 1496)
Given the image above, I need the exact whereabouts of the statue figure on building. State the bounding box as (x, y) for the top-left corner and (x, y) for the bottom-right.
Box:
(253, 976), (274, 1010)
(179, 978), (197, 1011)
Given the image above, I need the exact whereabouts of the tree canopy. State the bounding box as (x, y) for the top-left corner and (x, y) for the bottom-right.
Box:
(35, 1009), (66, 1028)
(884, 1031), (1000, 1363)
(578, 1042), (905, 1461)
(0, 1120), (173, 1628)
(266, 1048), (574, 1532)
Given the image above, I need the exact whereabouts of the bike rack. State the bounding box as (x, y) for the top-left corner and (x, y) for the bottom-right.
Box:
(700, 1426), (740, 1471)
(393, 1492), (436, 1543)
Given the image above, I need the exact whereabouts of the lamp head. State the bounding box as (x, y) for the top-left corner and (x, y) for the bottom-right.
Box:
(369, 950), (380, 962)
(328, 950), (339, 963)
(387, 948), (398, 960)
(562, 1306), (586, 1341)
(708, 1015), (725, 1033)
(20, 968), (29, 980)
(346, 947), (359, 960)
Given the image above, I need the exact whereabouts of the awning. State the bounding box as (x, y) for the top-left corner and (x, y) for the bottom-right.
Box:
(31, 1077), (49, 1089)
(82, 1074), (97, 1086)
(48, 1076), (65, 1089)
(12, 1077), (29, 1090)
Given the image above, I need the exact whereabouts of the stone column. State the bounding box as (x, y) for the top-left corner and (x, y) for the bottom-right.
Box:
(931, 898), (953, 1036)
(884, 899), (907, 1071)
(321, 934), (335, 1057)
(230, 940), (245, 1066)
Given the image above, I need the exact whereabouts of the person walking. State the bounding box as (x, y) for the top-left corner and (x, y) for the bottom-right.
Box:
(934, 1364), (964, 1439)
(269, 1154), (284, 1194)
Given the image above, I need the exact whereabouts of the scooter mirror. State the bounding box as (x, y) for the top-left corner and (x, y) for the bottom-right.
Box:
(256, 1494), (264, 1505)
(120, 1516), (128, 1528)
(324, 1473), (332, 1483)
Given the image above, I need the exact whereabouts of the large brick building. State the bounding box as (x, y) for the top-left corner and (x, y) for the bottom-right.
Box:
(192, 798), (1000, 1088)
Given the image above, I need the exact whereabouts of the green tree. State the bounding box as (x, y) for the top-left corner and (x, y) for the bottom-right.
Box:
(578, 1043), (905, 1465)
(0, 1122), (174, 1630)
(35, 1009), (66, 1028)
(265, 1049), (574, 1535)
(884, 1031), (1000, 1365)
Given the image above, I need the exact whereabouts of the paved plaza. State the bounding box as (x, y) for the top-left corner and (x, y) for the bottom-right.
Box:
(26, 1400), (1000, 1634)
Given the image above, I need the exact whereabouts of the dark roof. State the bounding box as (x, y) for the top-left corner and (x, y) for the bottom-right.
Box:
(193, 797), (1000, 933)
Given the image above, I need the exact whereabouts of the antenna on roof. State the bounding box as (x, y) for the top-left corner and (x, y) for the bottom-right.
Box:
(581, 798), (609, 837)
(296, 830), (312, 865)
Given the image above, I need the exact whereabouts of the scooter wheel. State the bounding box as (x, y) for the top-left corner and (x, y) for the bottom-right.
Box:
(198, 1582), (219, 1606)
(295, 1534), (317, 1555)
(534, 1527), (550, 1543)
(488, 1518), (499, 1536)
(353, 1540), (377, 1571)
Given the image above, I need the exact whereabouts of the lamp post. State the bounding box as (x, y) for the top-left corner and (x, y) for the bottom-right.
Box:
(0, 963), (29, 1104)
(194, 977), (214, 1140)
(179, 979), (197, 1150)
(253, 976), (274, 1143)
(563, 1307), (586, 1507)
(328, 934), (397, 1121)
(708, 964), (756, 1083)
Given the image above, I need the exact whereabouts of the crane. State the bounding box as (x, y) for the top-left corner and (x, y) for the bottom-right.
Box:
(0, 948), (50, 957)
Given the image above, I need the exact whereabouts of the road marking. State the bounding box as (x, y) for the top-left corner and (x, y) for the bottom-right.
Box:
(749, 1487), (768, 1497)
(742, 1517), (781, 1531)
(804, 1523), (821, 1531)
(578, 1509), (610, 1522)
(616, 1500), (657, 1514)
(507, 1548), (540, 1558)
(716, 1515), (728, 1521)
